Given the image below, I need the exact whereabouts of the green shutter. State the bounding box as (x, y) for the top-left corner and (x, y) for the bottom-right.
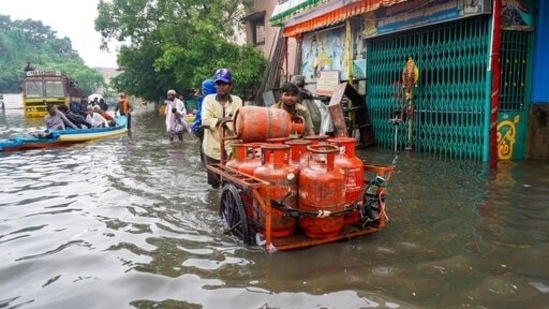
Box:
(367, 16), (490, 160)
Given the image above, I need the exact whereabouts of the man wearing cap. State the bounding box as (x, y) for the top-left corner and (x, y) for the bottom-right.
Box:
(202, 68), (243, 189)
(165, 89), (187, 141)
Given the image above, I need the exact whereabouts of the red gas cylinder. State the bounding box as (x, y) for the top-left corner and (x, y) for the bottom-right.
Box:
(304, 134), (329, 145)
(237, 143), (263, 176)
(284, 139), (312, 169)
(327, 137), (365, 224)
(225, 143), (246, 171)
(235, 143), (263, 227)
(253, 144), (298, 238)
(298, 145), (346, 239)
(234, 106), (304, 142)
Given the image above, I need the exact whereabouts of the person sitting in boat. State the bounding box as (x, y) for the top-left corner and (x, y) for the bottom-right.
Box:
(57, 104), (92, 129)
(94, 105), (116, 127)
(86, 105), (109, 128)
(78, 96), (89, 117)
(98, 98), (108, 112)
(45, 103), (79, 130)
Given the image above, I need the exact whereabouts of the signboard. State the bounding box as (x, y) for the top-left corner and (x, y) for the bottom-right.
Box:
(25, 70), (62, 76)
(316, 71), (340, 96)
(362, 0), (491, 38)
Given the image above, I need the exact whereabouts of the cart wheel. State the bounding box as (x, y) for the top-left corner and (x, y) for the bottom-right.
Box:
(219, 184), (251, 245)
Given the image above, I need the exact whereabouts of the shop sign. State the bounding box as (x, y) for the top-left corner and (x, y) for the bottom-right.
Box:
(362, 0), (491, 38)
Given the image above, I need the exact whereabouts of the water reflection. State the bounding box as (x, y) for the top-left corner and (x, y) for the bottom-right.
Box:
(0, 107), (548, 308)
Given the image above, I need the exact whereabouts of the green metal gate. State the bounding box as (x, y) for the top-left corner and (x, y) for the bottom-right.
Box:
(497, 30), (533, 161)
(367, 16), (490, 160)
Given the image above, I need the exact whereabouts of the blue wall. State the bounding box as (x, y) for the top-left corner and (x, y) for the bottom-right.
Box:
(532, 0), (549, 103)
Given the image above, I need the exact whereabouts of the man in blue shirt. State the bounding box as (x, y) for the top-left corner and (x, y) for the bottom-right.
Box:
(192, 79), (216, 163)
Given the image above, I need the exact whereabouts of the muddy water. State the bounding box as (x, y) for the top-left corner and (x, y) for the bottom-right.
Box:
(1, 107), (548, 308)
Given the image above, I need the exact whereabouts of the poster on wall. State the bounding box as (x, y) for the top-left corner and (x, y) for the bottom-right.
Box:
(300, 26), (366, 84)
(316, 71), (341, 96)
(362, 0), (491, 39)
(501, 0), (535, 31)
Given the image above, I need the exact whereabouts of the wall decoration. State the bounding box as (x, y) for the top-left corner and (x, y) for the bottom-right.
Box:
(300, 25), (365, 83)
(501, 0), (534, 30)
(497, 115), (520, 160)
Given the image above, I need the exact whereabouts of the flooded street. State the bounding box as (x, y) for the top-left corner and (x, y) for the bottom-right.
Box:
(1, 106), (548, 309)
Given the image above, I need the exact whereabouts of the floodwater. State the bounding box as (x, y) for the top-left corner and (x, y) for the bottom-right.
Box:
(1, 106), (548, 309)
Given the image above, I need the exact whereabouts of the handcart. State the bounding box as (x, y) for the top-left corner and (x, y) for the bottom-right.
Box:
(206, 106), (395, 252)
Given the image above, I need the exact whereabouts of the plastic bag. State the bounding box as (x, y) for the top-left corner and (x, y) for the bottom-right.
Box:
(174, 118), (191, 134)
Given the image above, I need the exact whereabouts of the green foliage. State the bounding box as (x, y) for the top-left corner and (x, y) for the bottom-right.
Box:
(0, 14), (105, 95)
(96, 0), (266, 102)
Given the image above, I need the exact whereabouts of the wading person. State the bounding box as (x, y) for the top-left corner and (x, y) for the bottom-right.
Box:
(115, 91), (132, 131)
(272, 82), (315, 136)
(165, 89), (187, 141)
(191, 79), (216, 163)
(201, 68), (243, 189)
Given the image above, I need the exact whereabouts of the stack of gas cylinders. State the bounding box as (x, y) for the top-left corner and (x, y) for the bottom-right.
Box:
(226, 106), (373, 239)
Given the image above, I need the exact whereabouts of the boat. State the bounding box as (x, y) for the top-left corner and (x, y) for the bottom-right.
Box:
(0, 133), (62, 152)
(0, 116), (128, 152)
(54, 115), (128, 142)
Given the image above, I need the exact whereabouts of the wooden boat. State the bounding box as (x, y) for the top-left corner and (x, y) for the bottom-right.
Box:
(54, 115), (128, 142)
(0, 133), (62, 152)
(0, 116), (128, 152)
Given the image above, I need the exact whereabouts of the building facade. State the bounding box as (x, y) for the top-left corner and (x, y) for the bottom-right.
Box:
(246, 0), (548, 162)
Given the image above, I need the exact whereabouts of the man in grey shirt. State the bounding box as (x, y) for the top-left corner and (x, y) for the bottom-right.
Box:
(44, 103), (78, 130)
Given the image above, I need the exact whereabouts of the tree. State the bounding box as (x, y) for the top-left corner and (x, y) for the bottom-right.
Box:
(96, 0), (267, 102)
(0, 14), (105, 95)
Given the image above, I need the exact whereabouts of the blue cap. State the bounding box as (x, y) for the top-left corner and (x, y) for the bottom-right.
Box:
(213, 68), (231, 84)
(202, 79), (216, 95)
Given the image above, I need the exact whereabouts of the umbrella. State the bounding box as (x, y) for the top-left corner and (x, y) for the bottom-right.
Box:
(88, 93), (104, 103)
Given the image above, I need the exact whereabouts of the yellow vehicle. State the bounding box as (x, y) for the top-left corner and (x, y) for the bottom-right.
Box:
(22, 70), (80, 118)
